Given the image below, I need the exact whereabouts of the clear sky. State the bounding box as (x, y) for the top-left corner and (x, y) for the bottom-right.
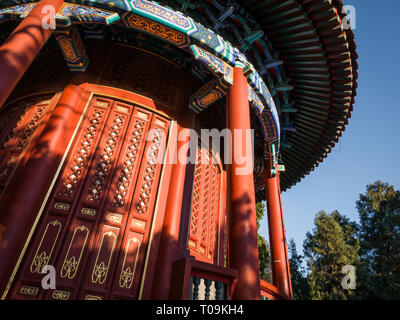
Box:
(260, 0), (400, 255)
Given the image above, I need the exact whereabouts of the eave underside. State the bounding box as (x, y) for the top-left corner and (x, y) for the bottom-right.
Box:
(243, 0), (358, 198)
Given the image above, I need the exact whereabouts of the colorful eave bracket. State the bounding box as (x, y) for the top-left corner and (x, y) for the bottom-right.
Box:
(0, 0), (281, 160)
(54, 26), (90, 72)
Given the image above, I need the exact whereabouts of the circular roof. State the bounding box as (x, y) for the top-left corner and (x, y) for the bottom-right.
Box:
(0, 0), (358, 197)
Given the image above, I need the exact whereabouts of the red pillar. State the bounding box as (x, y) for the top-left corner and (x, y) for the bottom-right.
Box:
(276, 171), (293, 298)
(151, 118), (194, 299)
(0, 84), (85, 297)
(227, 67), (260, 300)
(265, 159), (292, 299)
(0, 0), (65, 108)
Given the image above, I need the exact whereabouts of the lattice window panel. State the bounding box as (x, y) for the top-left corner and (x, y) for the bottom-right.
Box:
(0, 97), (52, 195)
(188, 144), (222, 264)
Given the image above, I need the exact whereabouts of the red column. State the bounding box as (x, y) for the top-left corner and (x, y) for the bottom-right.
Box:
(151, 118), (194, 299)
(227, 66), (260, 300)
(0, 0), (65, 107)
(265, 159), (292, 298)
(276, 171), (293, 298)
(0, 84), (85, 297)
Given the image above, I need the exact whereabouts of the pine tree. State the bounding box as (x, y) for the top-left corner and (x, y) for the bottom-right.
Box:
(356, 181), (400, 299)
(288, 238), (310, 299)
(256, 201), (272, 282)
(304, 211), (359, 300)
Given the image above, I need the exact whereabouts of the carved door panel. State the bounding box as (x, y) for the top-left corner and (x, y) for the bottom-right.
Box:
(188, 145), (222, 264)
(0, 98), (52, 195)
(10, 96), (169, 300)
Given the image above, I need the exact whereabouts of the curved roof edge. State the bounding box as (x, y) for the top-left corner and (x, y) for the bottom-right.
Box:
(249, 0), (358, 200)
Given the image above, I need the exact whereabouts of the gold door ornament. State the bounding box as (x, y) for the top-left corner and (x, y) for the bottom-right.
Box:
(54, 202), (70, 211)
(119, 237), (141, 289)
(85, 294), (102, 300)
(60, 226), (89, 279)
(52, 290), (70, 300)
(20, 286), (39, 296)
(30, 220), (62, 274)
(91, 231), (117, 284)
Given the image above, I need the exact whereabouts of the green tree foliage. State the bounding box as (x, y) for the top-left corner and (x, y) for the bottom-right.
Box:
(256, 202), (272, 282)
(304, 211), (360, 300)
(288, 238), (310, 299)
(356, 181), (400, 299)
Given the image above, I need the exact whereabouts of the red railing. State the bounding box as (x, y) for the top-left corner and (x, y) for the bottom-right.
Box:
(260, 279), (289, 300)
(169, 257), (238, 300)
(169, 257), (289, 300)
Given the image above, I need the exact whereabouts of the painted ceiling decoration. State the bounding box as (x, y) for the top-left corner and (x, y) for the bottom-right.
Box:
(0, 0), (358, 199)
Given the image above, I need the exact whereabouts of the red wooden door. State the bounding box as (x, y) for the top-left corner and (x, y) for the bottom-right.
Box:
(188, 145), (222, 264)
(10, 95), (169, 300)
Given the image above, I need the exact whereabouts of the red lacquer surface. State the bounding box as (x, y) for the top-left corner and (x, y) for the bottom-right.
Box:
(10, 95), (169, 300)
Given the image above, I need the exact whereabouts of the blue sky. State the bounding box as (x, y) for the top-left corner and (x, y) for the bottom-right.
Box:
(260, 0), (400, 255)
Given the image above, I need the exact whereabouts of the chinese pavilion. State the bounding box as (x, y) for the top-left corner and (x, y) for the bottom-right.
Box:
(0, 0), (357, 300)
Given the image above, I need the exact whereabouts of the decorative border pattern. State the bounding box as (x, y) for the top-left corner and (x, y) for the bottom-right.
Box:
(122, 12), (189, 47)
(130, 0), (193, 32)
(189, 78), (228, 114)
(57, 3), (120, 26)
(190, 45), (232, 85)
(54, 27), (89, 72)
(0, 3), (34, 20)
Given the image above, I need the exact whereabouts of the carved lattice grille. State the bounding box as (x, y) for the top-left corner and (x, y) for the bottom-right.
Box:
(188, 145), (222, 264)
(0, 98), (52, 195)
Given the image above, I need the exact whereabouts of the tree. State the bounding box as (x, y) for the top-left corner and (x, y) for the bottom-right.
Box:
(304, 210), (360, 300)
(256, 201), (272, 282)
(356, 181), (400, 299)
(288, 238), (310, 299)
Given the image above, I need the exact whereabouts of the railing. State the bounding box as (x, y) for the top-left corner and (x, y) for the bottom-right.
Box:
(260, 279), (289, 300)
(169, 257), (238, 300)
(169, 257), (289, 300)
(190, 276), (226, 300)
